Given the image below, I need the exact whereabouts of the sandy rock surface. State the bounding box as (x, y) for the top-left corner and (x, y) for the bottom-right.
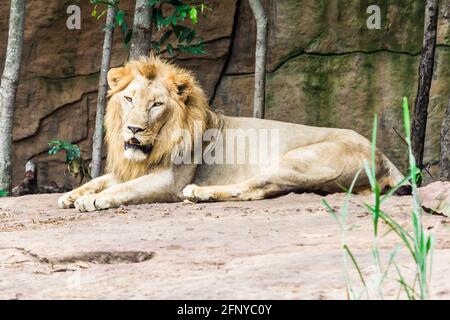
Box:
(1, 192), (450, 299)
(419, 181), (450, 217)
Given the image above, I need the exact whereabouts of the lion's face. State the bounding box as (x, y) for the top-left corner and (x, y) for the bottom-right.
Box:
(106, 59), (196, 163)
(117, 76), (173, 162)
(104, 56), (210, 181)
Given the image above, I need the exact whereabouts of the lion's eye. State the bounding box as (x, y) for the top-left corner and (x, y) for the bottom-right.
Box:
(124, 96), (133, 103)
(152, 102), (163, 108)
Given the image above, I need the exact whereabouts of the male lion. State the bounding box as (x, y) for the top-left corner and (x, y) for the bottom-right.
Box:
(58, 56), (406, 212)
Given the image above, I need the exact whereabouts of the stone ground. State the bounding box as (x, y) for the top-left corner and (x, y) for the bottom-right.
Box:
(0, 192), (450, 300)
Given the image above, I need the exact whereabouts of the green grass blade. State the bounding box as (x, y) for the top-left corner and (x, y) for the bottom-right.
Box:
(379, 246), (400, 286)
(394, 262), (416, 300)
(343, 244), (366, 288)
(370, 207), (416, 258)
(402, 97), (411, 141)
(427, 234), (434, 287)
(341, 169), (362, 221)
(380, 173), (412, 204)
(363, 160), (375, 190)
(371, 114), (378, 183)
(321, 199), (343, 230)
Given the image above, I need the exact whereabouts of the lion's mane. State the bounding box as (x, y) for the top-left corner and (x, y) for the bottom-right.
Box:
(104, 56), (215, 182)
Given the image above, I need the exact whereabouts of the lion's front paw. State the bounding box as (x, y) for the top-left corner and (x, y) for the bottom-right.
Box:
(182, 184), (212, 202)
(74, 194), (116, 212)
(182, 184), (199, 200)
(58, 192), (77, 209)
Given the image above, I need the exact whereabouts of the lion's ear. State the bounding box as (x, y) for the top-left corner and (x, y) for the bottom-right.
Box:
(107, 67), (126, 89)
(173, 74), (193, 102)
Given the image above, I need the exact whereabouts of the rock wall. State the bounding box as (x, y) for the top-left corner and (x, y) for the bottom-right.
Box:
(213, 0), (450, 178)
(0, 0), (449, 188)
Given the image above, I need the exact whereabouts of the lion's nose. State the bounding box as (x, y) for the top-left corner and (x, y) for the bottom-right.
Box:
(127, 126), (145, 134)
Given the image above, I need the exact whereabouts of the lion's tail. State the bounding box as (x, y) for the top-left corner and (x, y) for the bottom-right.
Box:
(379, 155), (412, 196)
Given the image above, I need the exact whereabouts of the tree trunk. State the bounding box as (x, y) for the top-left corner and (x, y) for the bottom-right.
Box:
(0, 0), (26, 192)
(440, 97), (450, 181)
(91, 6), (116, 179)
(11, 161), (37, 196)
(248, 0), (268, 119)
(129, 0), (152, 60)
(411, 0), (439, 180)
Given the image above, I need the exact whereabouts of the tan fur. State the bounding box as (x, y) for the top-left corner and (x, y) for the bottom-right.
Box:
(58, 55), (406, 212)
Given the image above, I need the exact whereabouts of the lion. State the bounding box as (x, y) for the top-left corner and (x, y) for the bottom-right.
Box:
(58, 55), (407, 212)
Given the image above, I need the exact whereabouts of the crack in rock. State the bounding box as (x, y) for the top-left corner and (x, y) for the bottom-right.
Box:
(53, 251), (155, 265)
(0, 248), (155, 267)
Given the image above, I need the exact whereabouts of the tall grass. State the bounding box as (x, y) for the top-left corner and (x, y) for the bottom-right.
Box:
(322, 98), (433, 299)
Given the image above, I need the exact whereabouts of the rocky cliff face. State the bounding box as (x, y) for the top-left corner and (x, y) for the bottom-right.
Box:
(0, 0), (449, 188)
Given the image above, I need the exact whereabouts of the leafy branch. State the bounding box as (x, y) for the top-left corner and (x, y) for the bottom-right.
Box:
(48, 140), (91, 183)
(90, 0), (210, 56)
(48, 140), (81, 163)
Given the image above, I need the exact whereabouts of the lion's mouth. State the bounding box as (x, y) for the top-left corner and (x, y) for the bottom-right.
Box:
(124, 138), (152, 154)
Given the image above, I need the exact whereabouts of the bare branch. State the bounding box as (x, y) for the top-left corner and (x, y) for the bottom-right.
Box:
(248, 0), (268, 119)
(91, 6), (116, 178)
(0, 0), (26, 191)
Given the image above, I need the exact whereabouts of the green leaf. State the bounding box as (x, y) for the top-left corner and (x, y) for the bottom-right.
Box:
(0, 189), (8, 197)
(160, 30), (173, 44)
(74, 146), (81, 159)
(124, 29), (133, 45)
(159, 13), (173, 28)
(92, 5), (98, 17)
(47, 139), (81, 164)
(175, 4), (191, 15)
(151, 41), (161, 54)
(97, 9), (107, 20)
(189, 7), (198, 24)
(120, 21), (129, 35)
(155, 8), (164, 30)
(186, 29), (195, 44)
(177, 42), (205, 55)
(172, 24), (183, 38)
(178, 27), (191, 42)
(167, 43), (175, 57)
(115, 10), (125, 26)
